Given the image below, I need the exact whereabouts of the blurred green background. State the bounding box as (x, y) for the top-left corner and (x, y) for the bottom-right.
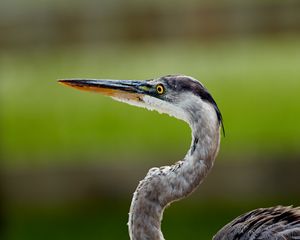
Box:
(1, 1), (300, 239)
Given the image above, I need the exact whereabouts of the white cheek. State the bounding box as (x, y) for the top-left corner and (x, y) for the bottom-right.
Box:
(142, 95), (189, 123)
(112, 95), (189, 123)
(111, 96), (146, 109)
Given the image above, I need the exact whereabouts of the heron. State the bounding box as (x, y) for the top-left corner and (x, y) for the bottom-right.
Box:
(59, 75), (300, 240)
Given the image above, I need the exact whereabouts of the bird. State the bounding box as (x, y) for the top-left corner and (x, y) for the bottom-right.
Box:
(59, 75), (300, 240)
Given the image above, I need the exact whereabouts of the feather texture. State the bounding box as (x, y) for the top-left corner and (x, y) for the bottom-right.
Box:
(214, 206), (300, 240)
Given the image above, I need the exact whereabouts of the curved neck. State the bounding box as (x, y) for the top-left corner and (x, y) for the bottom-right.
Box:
(128, 113), (221, 240)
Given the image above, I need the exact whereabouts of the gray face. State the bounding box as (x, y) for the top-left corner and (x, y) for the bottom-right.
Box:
(59, 74), (224, 135)
(147, 75), (224, 134)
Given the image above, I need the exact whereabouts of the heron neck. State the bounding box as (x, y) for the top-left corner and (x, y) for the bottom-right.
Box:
(128, 117), (220, 240)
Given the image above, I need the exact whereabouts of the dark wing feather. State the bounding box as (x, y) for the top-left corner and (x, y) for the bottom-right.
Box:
(213, 206), (300, 240)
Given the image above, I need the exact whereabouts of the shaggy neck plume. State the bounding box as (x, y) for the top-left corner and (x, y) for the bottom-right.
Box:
(128, 107), (221, 240)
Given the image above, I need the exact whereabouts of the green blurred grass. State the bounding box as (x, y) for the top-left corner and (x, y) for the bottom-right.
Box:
(1, 36), (300, 165)
(6, 198), (300, 240)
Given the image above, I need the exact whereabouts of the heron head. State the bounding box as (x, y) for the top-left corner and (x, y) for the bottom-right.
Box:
(59, 75), (224, 133)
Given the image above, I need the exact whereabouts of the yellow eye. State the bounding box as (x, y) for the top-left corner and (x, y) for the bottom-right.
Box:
(156, 84), (164, 94)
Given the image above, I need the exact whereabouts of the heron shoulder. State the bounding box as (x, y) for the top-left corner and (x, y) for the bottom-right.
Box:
(213, 206), (300, 240)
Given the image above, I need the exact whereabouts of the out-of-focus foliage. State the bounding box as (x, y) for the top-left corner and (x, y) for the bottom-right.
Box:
(1, 38), (300, 165)
(1, 1), (300, 240)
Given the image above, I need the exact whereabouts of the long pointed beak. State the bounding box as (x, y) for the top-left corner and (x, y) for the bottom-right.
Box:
(58, 79), (151, 101)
